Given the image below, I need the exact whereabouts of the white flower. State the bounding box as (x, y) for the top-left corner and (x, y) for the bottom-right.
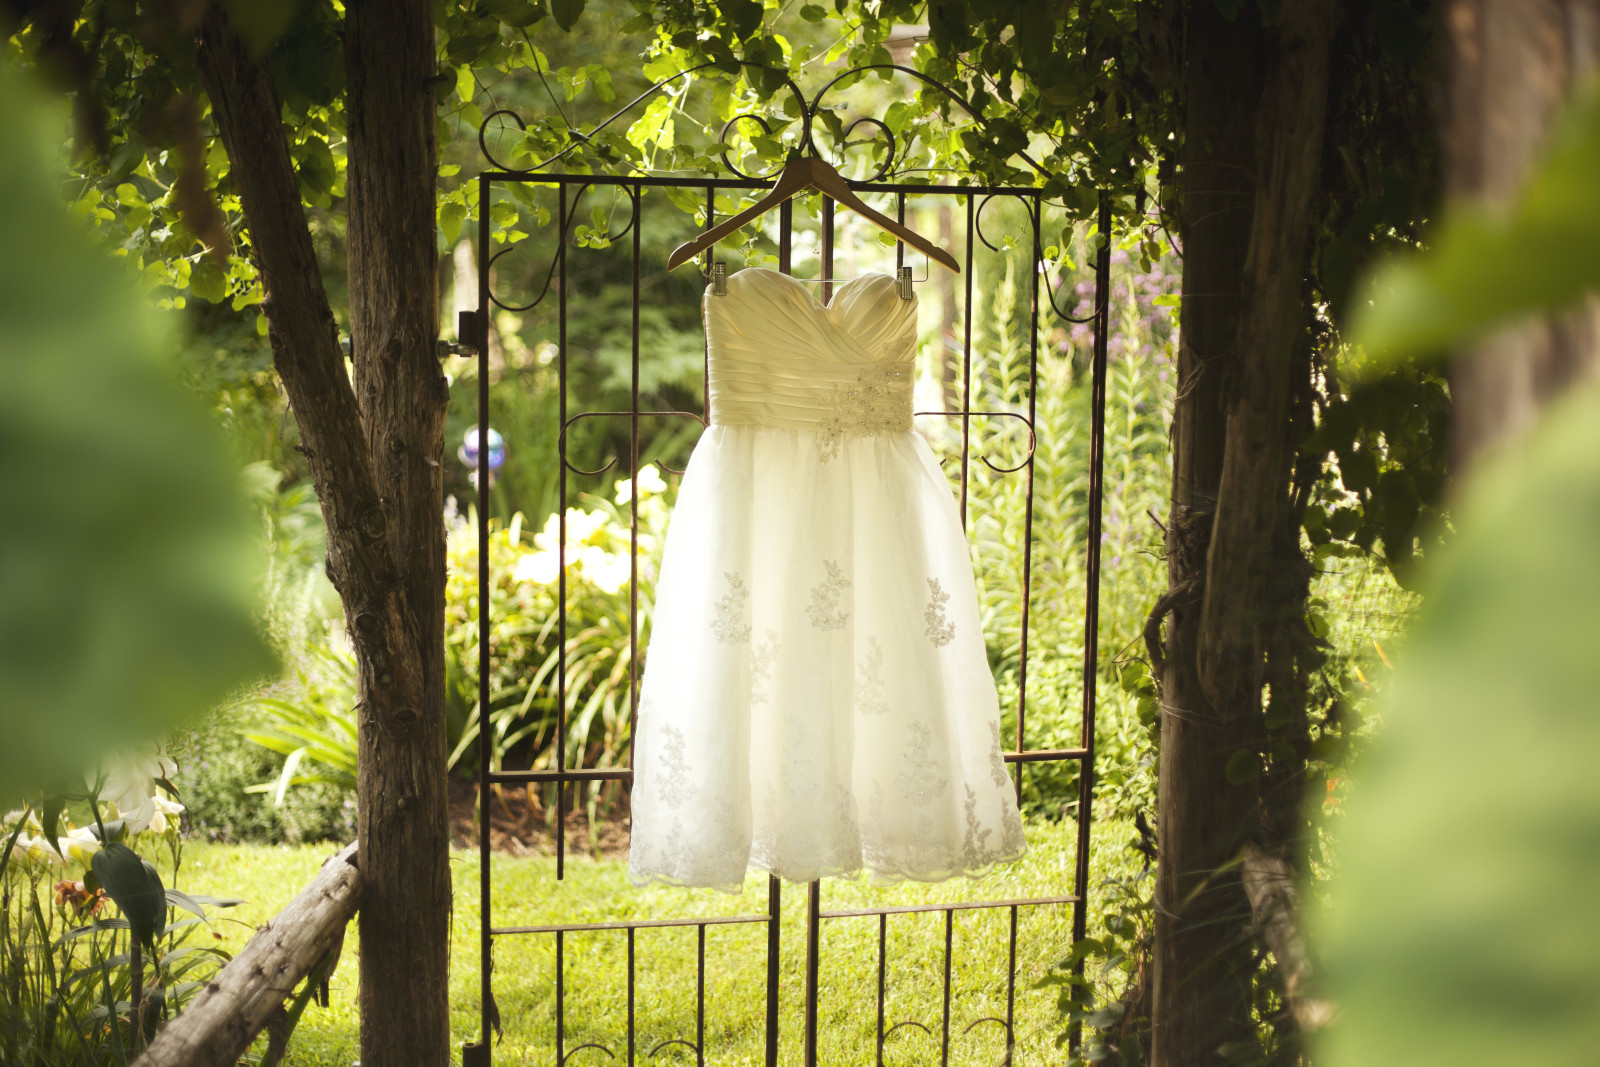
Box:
(146, 795), (184, 837)
(577, 546), (631, 594)
(512, 549), (560, 586)
(533, 508), (608, 552)
(100, 746), (179, 835)
(12, 833), (65, 868)
(61, 825), (102, 862)
(614, 465), (667, 504)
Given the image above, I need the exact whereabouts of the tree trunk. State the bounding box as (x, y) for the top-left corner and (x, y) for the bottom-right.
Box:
(344, 2), (452, 1064)
(1444, 0), (1600, 468)
(1152, 4), (1338, 1063)
(194, 6), (450, 1063)
(1150, 4), (1264, 1062)
(1197, 0), (1338, 721)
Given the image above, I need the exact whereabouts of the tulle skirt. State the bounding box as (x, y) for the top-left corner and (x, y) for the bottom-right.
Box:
(628, 425), (1026, 891)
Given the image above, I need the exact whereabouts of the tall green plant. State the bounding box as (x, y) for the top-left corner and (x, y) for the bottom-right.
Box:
(2, 777), (242, 1064)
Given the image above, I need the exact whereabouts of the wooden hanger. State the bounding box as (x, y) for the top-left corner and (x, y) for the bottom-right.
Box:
(667, 151), (960, 274)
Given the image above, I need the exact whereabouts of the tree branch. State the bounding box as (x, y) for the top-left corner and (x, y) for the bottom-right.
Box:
(192, 8), (427, 703)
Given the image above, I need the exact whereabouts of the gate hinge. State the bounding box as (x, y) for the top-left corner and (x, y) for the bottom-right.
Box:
(454, 309), (487, 357)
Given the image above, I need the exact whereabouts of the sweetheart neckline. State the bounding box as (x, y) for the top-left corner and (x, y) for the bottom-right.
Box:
(727, 267), (910, 314)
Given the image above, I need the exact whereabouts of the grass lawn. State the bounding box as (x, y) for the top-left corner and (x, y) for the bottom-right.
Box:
(180, 815), (1127, 1065)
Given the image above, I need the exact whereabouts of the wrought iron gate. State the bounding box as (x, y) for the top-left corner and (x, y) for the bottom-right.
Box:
(461, 65), (1112, 1067)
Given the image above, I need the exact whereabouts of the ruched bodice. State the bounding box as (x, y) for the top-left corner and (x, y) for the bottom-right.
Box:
(706, 269), (917, 447)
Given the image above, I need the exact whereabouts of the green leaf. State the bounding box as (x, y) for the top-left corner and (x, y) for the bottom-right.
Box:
(439, 200), (469, 246)
(91, 843), (166, 949)
(724, 0), (763, 38)
(190, 258), (229, 304)
(41, 793), (65, 855)
(1224, 750), (1261, 785)
(550, 0), (585, 31)
(799, 4), (827, 21)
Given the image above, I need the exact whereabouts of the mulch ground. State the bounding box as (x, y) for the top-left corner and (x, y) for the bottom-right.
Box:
(448, 777), (632, 859)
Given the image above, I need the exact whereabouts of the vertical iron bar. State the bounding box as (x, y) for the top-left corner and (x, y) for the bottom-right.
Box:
(766, 875), (781, 1067)
(960, 195), (975, 528)
(773, 196), (793, 1067)
(941, 909), (954, 1067)
(1072, 195), (1114, 1051)
(780, 199), (792, 273)
(824, 191), (836, 285)
(895, 192), (905, 272)
(628, 927), (636, 1067)
(556, 184), (570, 880)
(476, 171), (493, 1056)
(876, 913), (887, 1067)
(703, 186), (714, 418)
(555, 929), (565, 1067)
(1017, 195), (1042, 804)
(629, 183), (642, 746)
(1006, 904), (1018, 1059)
(697, 924), (706, 1067)
(804, 879), (821, 1067)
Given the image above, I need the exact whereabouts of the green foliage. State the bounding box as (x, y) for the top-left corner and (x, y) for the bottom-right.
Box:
(169, 703), (356, 845)
(239, 645), (360, 801)
(1352, 82), (1600, 362)
(1301, 366), (1451, 582)
(445, 472), (672, 785)
(1317, 380), (1600, 1067)
(0, 66), (273, 800)
(950, 225), (1174, 822)
(1, 802), (242, 1063)
(1041, 865), (1153, 1064)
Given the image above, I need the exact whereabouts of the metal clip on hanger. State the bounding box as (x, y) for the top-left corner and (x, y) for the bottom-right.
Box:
(710, 261), (727, 297)
(897, 266), (913, 301)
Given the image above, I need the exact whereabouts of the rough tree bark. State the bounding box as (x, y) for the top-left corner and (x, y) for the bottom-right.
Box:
(1197, 0), (1338, 722)
(1150, 4), (1264, 1062)
(1445, 0), (1600, 468)
(193, 5), (450, 1064)
(344, 4), (453, 1064)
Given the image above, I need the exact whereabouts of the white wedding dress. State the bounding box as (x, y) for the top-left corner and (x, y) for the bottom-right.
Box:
(628, 267), (1026, 891)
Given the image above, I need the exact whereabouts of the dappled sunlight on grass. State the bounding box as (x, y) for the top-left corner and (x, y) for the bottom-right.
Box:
(181, 815), (1133, 1065)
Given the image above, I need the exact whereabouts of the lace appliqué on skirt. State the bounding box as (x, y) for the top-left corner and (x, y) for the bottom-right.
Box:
(923, 578), (956, 647)
(711, 571), (752, 645)
(806, 559), (851, 631)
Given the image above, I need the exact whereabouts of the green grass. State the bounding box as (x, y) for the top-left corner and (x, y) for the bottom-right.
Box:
(180, 815), (1132, 1065)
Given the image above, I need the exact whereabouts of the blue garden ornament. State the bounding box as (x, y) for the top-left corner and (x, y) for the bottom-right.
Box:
(459, 426), (506, 472)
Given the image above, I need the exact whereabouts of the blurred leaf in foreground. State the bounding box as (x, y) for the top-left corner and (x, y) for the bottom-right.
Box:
(0, 69), (274, 798)
(1350, 82), (1600, 363)
(1316, 381), (1600, 1065)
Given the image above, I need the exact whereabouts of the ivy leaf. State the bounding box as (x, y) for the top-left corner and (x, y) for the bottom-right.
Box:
(439, 201), (468, 246)
(550, 0), (585, 32)
(723, 0), (763, 39)
(1224, 750), (1261, 785)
